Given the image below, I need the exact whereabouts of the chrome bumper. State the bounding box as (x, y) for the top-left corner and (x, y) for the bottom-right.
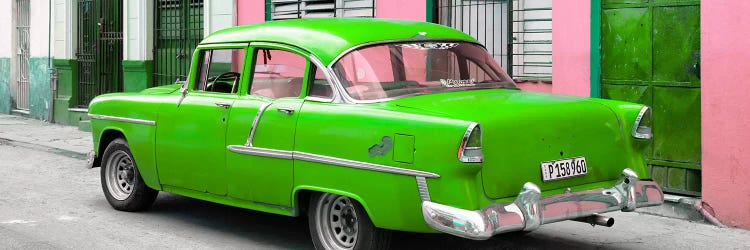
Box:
(421, 168), (664, 240)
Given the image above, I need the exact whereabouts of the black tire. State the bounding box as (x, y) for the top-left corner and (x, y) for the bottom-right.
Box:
(100, 138), (158, 211)
(308, 193), (391, 250)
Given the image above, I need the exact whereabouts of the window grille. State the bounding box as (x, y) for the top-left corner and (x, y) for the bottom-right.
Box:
(436, 0), (512, 73)
(153, 0), (204, 86)
(14, 0), (30, 110)
(436, 0), (552, 82)
(511, 0), (551, 82)
(268, 0), (375, 20)
(76, 0), (124, 107)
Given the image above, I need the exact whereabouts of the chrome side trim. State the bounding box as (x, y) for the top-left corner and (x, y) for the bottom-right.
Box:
(226, 145), (440, 178)
(227, 145), (293, 159)
(294, 151), (440, 178)
(246, 102), (273, 147)
(416, 176), (431, 202)
(88, 114), (156, 126)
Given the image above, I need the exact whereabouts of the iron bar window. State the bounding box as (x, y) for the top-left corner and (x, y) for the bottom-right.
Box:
(14, 0), (30, 110)
(153, 0), (204, 86)
(511, 0), (551, 82)
(435, 0), (552, 83)
(267, 0), (375, 20)
(75, 0), (124, 107)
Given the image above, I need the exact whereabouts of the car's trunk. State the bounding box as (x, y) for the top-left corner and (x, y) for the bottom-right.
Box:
(389, 89), (630, 199)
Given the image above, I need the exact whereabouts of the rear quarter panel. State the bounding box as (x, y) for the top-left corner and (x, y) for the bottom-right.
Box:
(293, 101), (482, 232)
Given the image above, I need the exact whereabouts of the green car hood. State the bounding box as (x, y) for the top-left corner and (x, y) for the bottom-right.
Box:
(388, 89), (630, 199)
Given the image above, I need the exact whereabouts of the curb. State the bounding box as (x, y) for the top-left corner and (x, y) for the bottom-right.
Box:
(0, 138), (88, 160)
(638, 194), (725, 227)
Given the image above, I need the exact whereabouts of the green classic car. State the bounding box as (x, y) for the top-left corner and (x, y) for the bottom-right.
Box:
(88, 18), (664, 249)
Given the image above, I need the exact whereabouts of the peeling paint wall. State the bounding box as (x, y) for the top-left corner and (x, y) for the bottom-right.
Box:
(0, 58), (10, 113)
(701, 1), (750, 230)
(27, 0), (53, 120)
(29, 58), (51, 121)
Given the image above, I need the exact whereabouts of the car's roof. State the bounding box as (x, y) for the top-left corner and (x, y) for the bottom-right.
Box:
(200, 18), (477, 66)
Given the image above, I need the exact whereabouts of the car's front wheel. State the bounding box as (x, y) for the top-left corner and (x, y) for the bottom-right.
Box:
(101, 138), (158, 211)
(308, 193), (391, 250)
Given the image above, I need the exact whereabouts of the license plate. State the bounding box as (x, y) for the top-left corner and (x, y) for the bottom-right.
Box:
(541, 156), (588, 182)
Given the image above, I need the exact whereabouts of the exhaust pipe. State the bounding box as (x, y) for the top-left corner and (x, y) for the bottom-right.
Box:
(573, 214), (615, 227)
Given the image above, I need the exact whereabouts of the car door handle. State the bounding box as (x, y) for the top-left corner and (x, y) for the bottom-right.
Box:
(277, 107), (295, 115)
(215, 102), (231, 109)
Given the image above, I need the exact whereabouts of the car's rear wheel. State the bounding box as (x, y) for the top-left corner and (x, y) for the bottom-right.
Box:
(308, 193), (391, 250)
(101, 138), (157, 211)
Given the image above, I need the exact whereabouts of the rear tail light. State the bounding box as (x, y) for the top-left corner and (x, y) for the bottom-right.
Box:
(459, 123), (484, 163)
(632, 106), (653, 139)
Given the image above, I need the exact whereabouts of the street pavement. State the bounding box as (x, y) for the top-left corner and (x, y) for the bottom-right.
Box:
(1, 114), (750, 249)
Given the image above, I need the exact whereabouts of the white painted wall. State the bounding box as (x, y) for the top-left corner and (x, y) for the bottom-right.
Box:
(205, 0), (236, 36)
(124, 0), (153, 61)
(54, 0), (75, 59)
(30, 0), (54, 58)
(0, 1), (13, 58)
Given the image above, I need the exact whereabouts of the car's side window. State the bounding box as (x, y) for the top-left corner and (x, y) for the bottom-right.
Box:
(195, 48), (244, 94)
(249, 49), (306, 99)
(308, 66), (333, 99)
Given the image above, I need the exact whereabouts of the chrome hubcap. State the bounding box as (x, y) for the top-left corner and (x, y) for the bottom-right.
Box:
(315, 194), (358, 249)
(105, 150), (134, 200)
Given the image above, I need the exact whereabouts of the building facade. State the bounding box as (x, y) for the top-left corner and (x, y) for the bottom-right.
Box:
(1, 0), (748, 230)
(0, 0), (54, 121)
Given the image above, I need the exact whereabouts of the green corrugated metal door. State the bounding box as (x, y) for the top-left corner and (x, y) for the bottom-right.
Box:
(153, 0), (204, 86)
(600, 0), (701, 195)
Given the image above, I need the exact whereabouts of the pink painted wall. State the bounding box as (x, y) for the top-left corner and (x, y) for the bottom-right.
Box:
(701, 1), (750, 230)
(376, 0), (426, 21)
(549, 0), (590, 97)
(518, 0), (590, 96)
(237, 1), (265, 25)
(516, 82), (553, 93)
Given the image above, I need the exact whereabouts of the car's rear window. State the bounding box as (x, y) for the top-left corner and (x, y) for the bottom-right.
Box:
(332, 42), (516, 101)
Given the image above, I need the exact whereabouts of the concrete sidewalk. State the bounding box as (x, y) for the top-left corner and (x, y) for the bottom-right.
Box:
(0, 114), (91, 159)
(0, 114), (724, 228)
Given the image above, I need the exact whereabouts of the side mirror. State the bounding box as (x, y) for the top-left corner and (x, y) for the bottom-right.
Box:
(177, 78), (188, 107)
(177, 78), (188, 96)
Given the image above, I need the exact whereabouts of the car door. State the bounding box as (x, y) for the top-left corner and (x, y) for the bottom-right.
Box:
(156, 45), (248, 195)
(224, 44), (312, 207)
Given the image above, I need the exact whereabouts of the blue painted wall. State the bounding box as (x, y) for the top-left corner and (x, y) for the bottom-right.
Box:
(0, 58), (9, 114)
(29, 57), (52, 121)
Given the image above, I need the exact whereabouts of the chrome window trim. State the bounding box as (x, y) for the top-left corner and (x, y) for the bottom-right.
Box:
(304, 96), (334, 103)
(309, 55), (342, 103)
(631, 106), (653, 140)
(326, 39), (487, 104)
(227, 145), (440, 178)
(245, 102), (273, 147)
(88, 114), (156, 126)
(327, 39), (485, 68)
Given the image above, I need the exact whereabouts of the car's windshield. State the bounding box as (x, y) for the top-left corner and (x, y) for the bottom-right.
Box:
(332, 41), (517, 101)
